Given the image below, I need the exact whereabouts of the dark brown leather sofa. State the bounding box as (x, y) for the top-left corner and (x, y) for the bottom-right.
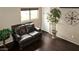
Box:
(11, 22), (42, 49)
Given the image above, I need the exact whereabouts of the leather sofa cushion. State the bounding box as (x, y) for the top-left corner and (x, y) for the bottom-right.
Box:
(29, 31), (39, 36)
(19, 34), (32, 45)
(26, 24), (35, 33)
(20, 34), (31, 42)
(15, 25), (27, 36)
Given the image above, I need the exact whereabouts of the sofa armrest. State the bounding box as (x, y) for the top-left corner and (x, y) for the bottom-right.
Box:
(12, 34), (21, 42)
(16, 34), (21, 38)
(35, 27), (41, 31)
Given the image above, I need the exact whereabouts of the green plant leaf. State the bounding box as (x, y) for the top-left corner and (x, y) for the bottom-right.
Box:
(0, 28), (12, 41)
(47, 8), (61, 24)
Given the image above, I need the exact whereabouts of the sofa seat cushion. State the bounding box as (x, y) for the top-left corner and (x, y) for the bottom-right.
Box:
(19, 34), (32, 43)
(29, 31), (40, 36)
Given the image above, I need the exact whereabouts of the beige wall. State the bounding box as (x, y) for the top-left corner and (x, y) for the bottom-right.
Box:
(0, 7), (21, 45)
(42, 7), (79, 45)
(0, 7), (21, 30)
(57, 8), (79, 45)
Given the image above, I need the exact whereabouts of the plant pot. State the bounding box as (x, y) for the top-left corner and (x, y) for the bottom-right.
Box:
(52, 30), (57, 39)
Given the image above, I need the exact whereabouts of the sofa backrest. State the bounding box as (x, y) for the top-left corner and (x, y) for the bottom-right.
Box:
(11, 22), (35, 36)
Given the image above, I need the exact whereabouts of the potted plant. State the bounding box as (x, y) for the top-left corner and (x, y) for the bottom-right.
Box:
(0, 28), (11, 50)
(47, 8), (61, 38)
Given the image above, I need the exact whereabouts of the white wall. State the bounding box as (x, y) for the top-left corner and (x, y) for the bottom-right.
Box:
(32, 7), (42, 28)
(42, 7), (57, 34)
(0, 7), (21, 45)
(42, 7), (50, 33)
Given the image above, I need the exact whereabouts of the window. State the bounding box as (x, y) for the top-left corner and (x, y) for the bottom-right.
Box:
(31, 10), (38, 20)
(21, 8), (39, 23)
(21, 10), (29, 22)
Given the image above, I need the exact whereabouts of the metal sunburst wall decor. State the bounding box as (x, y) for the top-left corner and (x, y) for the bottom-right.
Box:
(65, 10), (79, 25)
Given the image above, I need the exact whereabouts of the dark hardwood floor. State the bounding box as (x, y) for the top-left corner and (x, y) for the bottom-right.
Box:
(38, 31), (79, 51)
(1, 31), (79, 51)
